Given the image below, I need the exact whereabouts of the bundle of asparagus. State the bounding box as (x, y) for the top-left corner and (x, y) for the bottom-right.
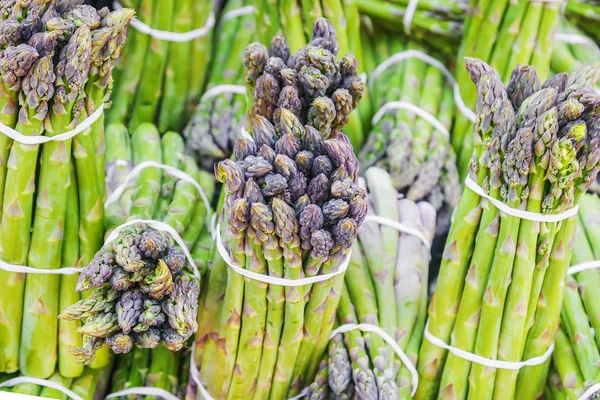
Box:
(184, 0), (256, 169)
(305, 167), (435, 399)
(545, 193), (600, 400)
(416, 60), (600, 400)
(358, 25), (461, 248)
(107, 0), (214, 133)
(452, 0), (562, 177)
(564, 0), (600, 44)
(194, 19), (366, 399)
(252, 0), (366, 148)
(0, 361), (114, 400)
(0, 1), (133, 379)
(353, 0), (466, 55)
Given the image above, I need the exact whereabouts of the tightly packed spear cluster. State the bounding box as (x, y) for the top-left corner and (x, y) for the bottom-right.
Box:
(546, 193), (600, 400)
(194, 18), (367, 399)
(107, 0), (213, 133)
(416, 60), (600, 400)
(305, 167), (436, 400)
(0, 361), (114, 400)
(358, 25), (461, 247)
(184, 0), (256, 170)
(353, 0), (467, 55)
(0, 0), (133, 379)
(551, 18), (600, 77)
(252, 0), (366, 149)
(563, 0), (600, 44)
(452, 0), (562, 177)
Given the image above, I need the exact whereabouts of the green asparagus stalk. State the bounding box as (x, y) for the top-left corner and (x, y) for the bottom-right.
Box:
(279, 0), (305, 53)
(186, 0), (213, 112)
(153, 131), (185, 220)
(128, 0), (174, 131)
(38, 372), (72, 400)
(110, 352), (133, 393)
(124, 348), (150, 398)
(529, 1), (560, 82)
(0, 51), (56, 373)
(552, 326), (586, 400)
(104, 123), (132, 231)
(21, 24), (92, 379)
(144, 344), (172, 399)
(300, 0), (322, 37)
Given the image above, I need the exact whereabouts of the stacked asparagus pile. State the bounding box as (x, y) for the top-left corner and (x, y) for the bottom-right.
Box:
(545, 193), (600, 400)
(184, 0), (256, 170)
(252, 0), (366, 149)
(564, 0), (600, 44)
(551, 18), (600, 77)
(416, 60), (600, 400)
(306, 167), (435, 399)
(353, 0), (466, 55)
(452, 0), (562, 177)
(194, 19), (367, 399)
(107, 0), (214, 133)
(0, 1), (133, 379)
(358, 25), (461, 245)
(0, 361), (114, 400)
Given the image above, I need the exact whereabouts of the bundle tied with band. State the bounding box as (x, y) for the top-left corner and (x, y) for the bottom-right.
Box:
(416, 58), (600, 400)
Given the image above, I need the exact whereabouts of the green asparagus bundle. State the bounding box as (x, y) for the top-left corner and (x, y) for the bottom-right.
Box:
(358, 26), (461, 248)
(452, 0), (562, 177)
(353, 0), (466, 55)
(306, 167), (436, 399)
(416, 59), (600, 400)
(251, 1), (366, 148)
(0, 2), (133, 378)
(544, 193), (600, 399)
(564, 0), (600, 44)
(107, 0), (214, 132)
(195, 19), (366, 399)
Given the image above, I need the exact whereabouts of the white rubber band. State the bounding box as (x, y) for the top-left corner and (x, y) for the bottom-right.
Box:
(465, 176), (579, 222)
(555, 32), (599, 47)
(371, 101), (449, 139)
(104, 161), (213, 231)
(221, 5), (255, 21)
(105, 387), (180, 400)
(215, 224), (351, 287)
(568, 260), (600, 275)
(113, 1), (216, 42)
(200, 84), (246, 102)
(424, 320), (554, 370)
(0, 262), (81, 275)
(106, 219), (200, 280)
(0, 104), (104, 144)
(0, 376), (84, 400)
(331, 323), (418, 396)
(403, 0), (420, 35)
(364, 214), (432, 251)
(369, 50), (477, 123)
(579, 383), (600, 400)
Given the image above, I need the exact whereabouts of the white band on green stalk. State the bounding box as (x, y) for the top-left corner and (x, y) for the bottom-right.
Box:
(367, 49), (477, 123)
(568, 260), (600, 275)
(105, 386), (181, 400)
(371, 101), (449, 140)
(0, 376), (84, 400)
(0, 104), (104, 144)
(364, 214), (432, 250)
(555, 32), (599, 47)
(200, 84), (247, 102)
(221, 5), (256, 22)
(112, 1), (218, 42)
(578, 382), (600, 400)
(423, 320), (555, 370)
(465, 175), (580, 223)
(402, 0), (420, 35)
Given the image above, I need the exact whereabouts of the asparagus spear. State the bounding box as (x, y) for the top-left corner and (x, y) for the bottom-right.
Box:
(158, 0), (192, 132)
(552, 326), (586, 400)
(153, 131), (185, 221)
(186, 0), (213, 112)
(0, 50), (56, 373)
(279, 0), (305, 53)
(104, 123), (132, 231)
(21, 24), (92, 379)
(110, 352), (133, 392)
(128, 0), (174, 131)
(38, 372), (72, 399)
(529, 1), (560, 82)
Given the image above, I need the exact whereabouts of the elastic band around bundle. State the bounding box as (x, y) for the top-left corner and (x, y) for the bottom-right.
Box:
(113, 1), (216, 42)
(106, 219), (200, 280)
(465, 176), (579, 223)
(403, 0), (420, 35)
(105, 387), (180, 400)
(200, 84), (246, 102)
(368, 50), (476, 123)
(556, 32), (599, 47)
(0, 376), (84, 400)
(104, 161), (213, 231)
(424, 320), (554, 370)
(0, 104), (104, 144)
(578, 383), (600, 400)
(364, 214), (432, 251)
(371, 101), (449, 139)
(221, 5), (255, 21)
(568, 260), (600, 275)
(215, 224), (351, 287)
